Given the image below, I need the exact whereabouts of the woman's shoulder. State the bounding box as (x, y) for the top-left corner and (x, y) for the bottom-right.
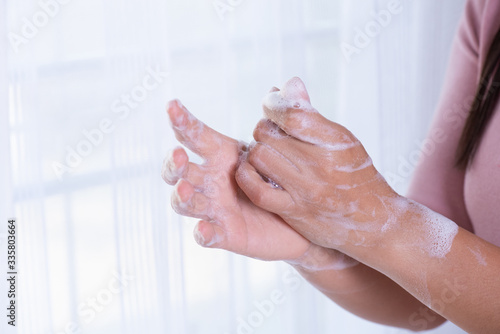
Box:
(460, 0), (500, 67)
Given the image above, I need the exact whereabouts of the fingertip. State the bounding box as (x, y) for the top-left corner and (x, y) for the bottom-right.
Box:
(167, 99), (183, 111)
(167, 99), (179, 117)
(173, 146), (188, 166)
(162, 147), (189, 185)
(193, 222), (208, 246)
(174, 179), (194, 203)
(194, 220), (223, 248)
(162, 151), (176, 185)
(167, 99), (187, 129)
(269, 86), (280, 93)
(171, 179), (195, 215)
(282, 77), (310, 102)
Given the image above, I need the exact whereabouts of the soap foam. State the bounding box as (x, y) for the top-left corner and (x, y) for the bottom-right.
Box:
(296, 117), (360, 151)
(262, 80), (363, 153)
(262, 91), (300, 114)
(421, 207), (459, 258)
(332, 157), (373, 173)
(390, 198), (459, 258)
(468, 246), (487, 266)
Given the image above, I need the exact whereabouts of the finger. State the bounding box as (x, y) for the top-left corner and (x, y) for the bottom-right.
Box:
(280, 77), (311, 101)
(252, 118), (370, 176)
(167, 99), (234, 158)
(262, 78), (358, 150)
(162, 147), (206, 186)
(262, 77), (313, 126)
(253, 119), (360, 173)
(171, 179), (212, 221)
(252, 119), (313, 158)
(253, 118), (288, 139)
(193, 220), (227, 248)
(235, 160), (293, 215)
(246, 140), (300, 190)
(162, 147), (188, 185)
(266, 105), (358, 151)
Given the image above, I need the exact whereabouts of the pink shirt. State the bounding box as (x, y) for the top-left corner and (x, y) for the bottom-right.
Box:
(407, 0), (500, 246)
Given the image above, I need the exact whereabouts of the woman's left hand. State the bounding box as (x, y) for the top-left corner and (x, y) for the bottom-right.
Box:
(236, 77), (405, 252)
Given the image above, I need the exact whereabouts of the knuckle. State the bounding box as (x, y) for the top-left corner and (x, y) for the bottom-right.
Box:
(247, 143), (264, 166)
(283, 110), (304, 130)
(253, 119), (279, 141)
(193, 194), (210, 216)
(252, 120), (268, 140)
(234, 162), (245, 180)
(252, 189), (266, 207)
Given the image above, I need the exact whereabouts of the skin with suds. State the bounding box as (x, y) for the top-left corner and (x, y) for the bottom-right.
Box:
(238, 79), (460, 257)
(163, 78), (500, 333)
(163, 99), (351, 269)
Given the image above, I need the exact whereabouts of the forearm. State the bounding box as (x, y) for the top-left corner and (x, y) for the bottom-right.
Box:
(291, 260), (445, 331)
(235, 75), (500, 332)
(346, 199), (500, 334)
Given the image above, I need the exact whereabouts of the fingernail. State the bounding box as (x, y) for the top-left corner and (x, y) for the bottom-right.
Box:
(173, 182), (191, 207)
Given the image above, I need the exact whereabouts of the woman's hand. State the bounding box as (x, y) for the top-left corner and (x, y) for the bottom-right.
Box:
(163, 99), (356, 269)
(236, 78), (405, 252)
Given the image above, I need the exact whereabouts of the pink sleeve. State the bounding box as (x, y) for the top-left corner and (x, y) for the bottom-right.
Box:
(406, 0), (488, 232)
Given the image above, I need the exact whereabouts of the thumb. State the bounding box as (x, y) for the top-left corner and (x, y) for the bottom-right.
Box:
(262, 78), (354, 149)
(280, 77), (311, 102)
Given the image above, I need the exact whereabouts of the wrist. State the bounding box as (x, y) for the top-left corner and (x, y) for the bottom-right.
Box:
(286, 243), (359, 272)
(337, 193), (411, 269)
(353, 197), (460, 277)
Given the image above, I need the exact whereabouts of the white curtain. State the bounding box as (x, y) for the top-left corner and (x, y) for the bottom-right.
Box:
(0, 0), (468, 333)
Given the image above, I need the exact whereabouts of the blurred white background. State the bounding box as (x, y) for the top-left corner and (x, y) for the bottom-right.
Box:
(0, 0), (469, 333)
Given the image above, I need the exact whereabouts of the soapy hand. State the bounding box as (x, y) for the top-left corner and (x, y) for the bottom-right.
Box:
(236, 78), (404, 251)
(163, 99), (356, 268)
